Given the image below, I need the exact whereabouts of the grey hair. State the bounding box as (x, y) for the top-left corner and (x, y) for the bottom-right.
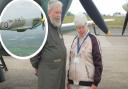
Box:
(48, 0), (63, 11)
(74, 12), (88, 27)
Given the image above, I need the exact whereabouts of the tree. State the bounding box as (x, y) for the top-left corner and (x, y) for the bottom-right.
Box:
(66, 12), (74, 16)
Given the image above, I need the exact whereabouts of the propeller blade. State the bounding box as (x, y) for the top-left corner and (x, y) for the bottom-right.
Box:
(80, 0), (109, 34)
(60, 0), (72, 21)
(122, 12), (128, 35)
(35, 0), (48, 16)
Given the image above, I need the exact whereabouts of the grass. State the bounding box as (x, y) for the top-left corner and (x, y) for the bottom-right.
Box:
(63, 16), (74, 23)
(104, 16), (124, 28)
(63, 15), (125, 29)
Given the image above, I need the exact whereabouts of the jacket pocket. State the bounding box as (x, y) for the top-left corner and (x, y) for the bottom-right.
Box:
(87, 65), (95, 79)
(85, 65), (89, 79)
(69, 63), (76, 80)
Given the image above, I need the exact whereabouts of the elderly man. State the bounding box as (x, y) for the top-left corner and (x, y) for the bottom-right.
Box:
(30, 1), (66, 89)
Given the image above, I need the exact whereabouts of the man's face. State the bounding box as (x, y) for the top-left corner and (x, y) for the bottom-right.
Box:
(48, 4), (62, 27)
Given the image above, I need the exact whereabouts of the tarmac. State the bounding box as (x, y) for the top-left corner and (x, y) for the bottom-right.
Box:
(0, 29), (128, 89)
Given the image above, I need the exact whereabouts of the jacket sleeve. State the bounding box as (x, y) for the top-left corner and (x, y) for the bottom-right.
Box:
(90, 34), (103, 86)
(30, 51), (42, 69)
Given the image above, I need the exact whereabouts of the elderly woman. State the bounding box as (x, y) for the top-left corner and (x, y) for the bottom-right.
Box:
(67, 13), (103, 89)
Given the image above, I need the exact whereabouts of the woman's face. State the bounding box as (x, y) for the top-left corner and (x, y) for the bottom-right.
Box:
(76, 25), (86, 36)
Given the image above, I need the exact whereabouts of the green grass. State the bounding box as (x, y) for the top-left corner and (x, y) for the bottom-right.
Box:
(104, 16), (124, 28)
(63, 15), (125, 29)
(63, 16), (74, 23)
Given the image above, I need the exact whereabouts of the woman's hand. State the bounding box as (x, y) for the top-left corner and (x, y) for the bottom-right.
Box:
(90, 84), (96, 89)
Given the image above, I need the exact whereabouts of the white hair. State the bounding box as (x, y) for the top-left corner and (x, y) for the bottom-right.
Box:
(48, 0), (63, 11)
(74, 12), (88, 27)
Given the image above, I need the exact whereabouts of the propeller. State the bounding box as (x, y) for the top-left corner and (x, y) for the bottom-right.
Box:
(60, 0), (72, 21)
(80, 0), (109, 34)
(122, 3), (128, 35)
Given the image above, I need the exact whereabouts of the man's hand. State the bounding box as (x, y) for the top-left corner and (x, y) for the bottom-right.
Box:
(67, 83), (71, 89)
(35, 69), (38, 76)
(90, 84), (96, 89)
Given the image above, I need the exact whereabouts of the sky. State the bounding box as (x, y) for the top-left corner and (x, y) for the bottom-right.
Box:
(1, 0), (41, 20)
(68, 0), (127, 15)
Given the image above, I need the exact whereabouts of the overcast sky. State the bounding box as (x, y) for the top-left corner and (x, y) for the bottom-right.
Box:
(68, 0), (127, 15)
(1, 0), (41, 20)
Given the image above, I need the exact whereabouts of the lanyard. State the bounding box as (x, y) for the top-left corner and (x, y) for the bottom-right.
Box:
(77, 33), (89, 54)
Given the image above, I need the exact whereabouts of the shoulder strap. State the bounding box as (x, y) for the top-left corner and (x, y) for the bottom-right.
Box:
(69, 35), (77, 61)
(70, 35), (77, 48)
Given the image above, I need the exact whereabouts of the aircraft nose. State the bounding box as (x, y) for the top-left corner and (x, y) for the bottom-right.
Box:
(122, 3), (128, 12)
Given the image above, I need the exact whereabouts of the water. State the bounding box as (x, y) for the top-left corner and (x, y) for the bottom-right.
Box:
(1, 25), (45, 57)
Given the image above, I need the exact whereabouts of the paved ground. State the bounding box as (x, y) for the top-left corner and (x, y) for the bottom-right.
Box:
(0, 29), (128, 89)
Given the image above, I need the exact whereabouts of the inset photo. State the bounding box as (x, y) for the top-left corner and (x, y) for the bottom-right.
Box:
(0, 0), (48, 59)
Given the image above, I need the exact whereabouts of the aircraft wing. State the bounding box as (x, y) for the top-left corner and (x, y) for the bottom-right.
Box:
(61, 19), (115, 32)
(0, 17), (44, 32)
(61, 23), (75, 31)
(11, 22), (42, 31)
(13, 26), (37, 32)
(87, 19), (115, 25)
